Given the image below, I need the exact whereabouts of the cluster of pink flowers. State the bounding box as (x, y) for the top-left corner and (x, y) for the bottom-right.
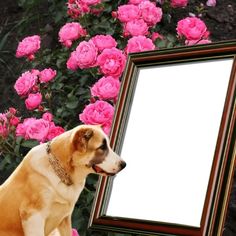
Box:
(114, 1), (162, 38)
(11, 0), (213, 141)
(16, 112), (64, 143)
(176, 16), (211, 45)
(65, 34), (125, 134)
(16, 35), (41, 60)
(66, 35), (126, 76)
(0, 108), (20, 138)
(59, 22), (87, 48)
(14, 68), (57, 110)
(67, 0), (102, 18)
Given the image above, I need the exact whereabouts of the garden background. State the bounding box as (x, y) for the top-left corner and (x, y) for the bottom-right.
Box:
(0, 0), (236, 235)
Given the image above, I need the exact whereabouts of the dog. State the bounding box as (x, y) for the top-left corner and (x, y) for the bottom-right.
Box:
(0, 125), (126, 236)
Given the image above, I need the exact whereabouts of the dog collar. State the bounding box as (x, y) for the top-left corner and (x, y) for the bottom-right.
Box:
(46, 142), (73, 186)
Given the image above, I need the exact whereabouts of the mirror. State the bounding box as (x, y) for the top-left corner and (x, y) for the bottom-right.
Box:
(89, 42), (236, 236)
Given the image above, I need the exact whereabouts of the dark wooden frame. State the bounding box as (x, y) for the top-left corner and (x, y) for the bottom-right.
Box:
(89, 41), (236, 236)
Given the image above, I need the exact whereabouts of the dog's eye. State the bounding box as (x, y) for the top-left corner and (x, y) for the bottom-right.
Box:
(98, 139), (107, 151)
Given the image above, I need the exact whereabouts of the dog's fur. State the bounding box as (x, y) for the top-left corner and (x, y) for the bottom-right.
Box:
(0, 125), (125, 236)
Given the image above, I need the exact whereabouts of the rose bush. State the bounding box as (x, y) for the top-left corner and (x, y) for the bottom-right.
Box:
(1, 0), (218, 235)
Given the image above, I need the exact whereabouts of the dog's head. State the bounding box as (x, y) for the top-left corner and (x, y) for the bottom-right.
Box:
(70, 125), (126, 176)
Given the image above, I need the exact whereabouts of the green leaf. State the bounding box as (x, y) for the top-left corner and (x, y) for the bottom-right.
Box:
(21, 140), (39, 148)
(66, 100), (79, 109)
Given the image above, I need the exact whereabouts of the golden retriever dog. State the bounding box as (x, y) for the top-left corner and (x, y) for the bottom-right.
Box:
(0, 125), (126, 236)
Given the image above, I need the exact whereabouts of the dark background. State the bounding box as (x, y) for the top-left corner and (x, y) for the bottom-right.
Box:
(0, 0), (236, 235)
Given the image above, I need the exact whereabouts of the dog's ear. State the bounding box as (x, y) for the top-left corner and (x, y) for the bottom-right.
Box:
(72, 128), (94, 153)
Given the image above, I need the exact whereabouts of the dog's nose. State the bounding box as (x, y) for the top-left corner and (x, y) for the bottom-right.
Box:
(119, 161), (126, 170)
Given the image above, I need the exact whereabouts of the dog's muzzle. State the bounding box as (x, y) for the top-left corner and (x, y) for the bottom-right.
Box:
(92, 160), (126, 176)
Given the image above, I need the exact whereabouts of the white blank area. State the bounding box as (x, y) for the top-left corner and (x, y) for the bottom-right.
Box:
(106, 59), (233, 227)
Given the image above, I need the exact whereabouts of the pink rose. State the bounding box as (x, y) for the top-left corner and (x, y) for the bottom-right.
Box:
(177, 17), (209, 41)
(67, 1), (90, 18)
(97, 47), (126, 78)
(123, 19), (149, 37)
(14, 71), (37, 96)
(75, 41), (98, 69)
(79, 100), (114, 135)
(128, 0), (147, 4)
(91, 76), (121, 101)
(67, 51), (80, 71)
(206, 0), (216, 7)
(47, 123), (65, 141)
(16, 35), (41, 60)
(151, 32), (163, 42)
(25, 119), (50, 142)
(117, 4), (141, 23)
(72, 229), (80, 236)
(39, 68), (57, 83)
(90, 35), (117, 52)
(10, 116), (20, 126)
(9, 107), (17, 115)
(25, 93), (42, 110)
(42, 112), (53, 122)
(16, 118), (37, 138)
(80, 0), (101, 5)
(31, 69), (40, 76)
(125, 36), (155, 54)
(170, 0), (188, 8)
(0, 113), (8, 137)
(59, 22), (87, 48)
(139, 1), (163, 26)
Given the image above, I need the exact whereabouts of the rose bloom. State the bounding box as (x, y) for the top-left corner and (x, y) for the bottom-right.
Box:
(9, 107), (17, 115)
(80, 0), (101, 5)
(139, 1), (163, 26)
(80, 100), (114, 135)
(206, 0), (216, 7)
(46, 122), (65, 141)
(25, 93), (42, 110)
(16, 35), (41, 60)
(31, 69), (40, 76)
(125, 36), (155, 54)
(123, 19), (149, 37)
(67, 1), (90, 18)
(72, 229), (80, 236)
(42, 112), (53, 122)
(151, 32), (164, 41)
(25, 118), (50, 142)
(91, 76), (121, 101)
(10, 116), (20, 126)
(67, 51), (80, 70)
(117, 4), (141, 23)
(90, 35), (117, 52)
(177, 17), (209, 41)
(0, 113), (8, 137)
(128, 0), (147, 5)
(59, 22), (87, 48)
(39, 68), (57, 83)
(97, 47), (126, 78)
(170, 0), (188, 8)
(75, 41), (98, 69)
(16, 118), (37, 138)
(14, 71), (37, 96)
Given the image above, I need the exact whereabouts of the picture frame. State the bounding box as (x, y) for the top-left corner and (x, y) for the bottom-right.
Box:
(89, 41), (236, 236)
